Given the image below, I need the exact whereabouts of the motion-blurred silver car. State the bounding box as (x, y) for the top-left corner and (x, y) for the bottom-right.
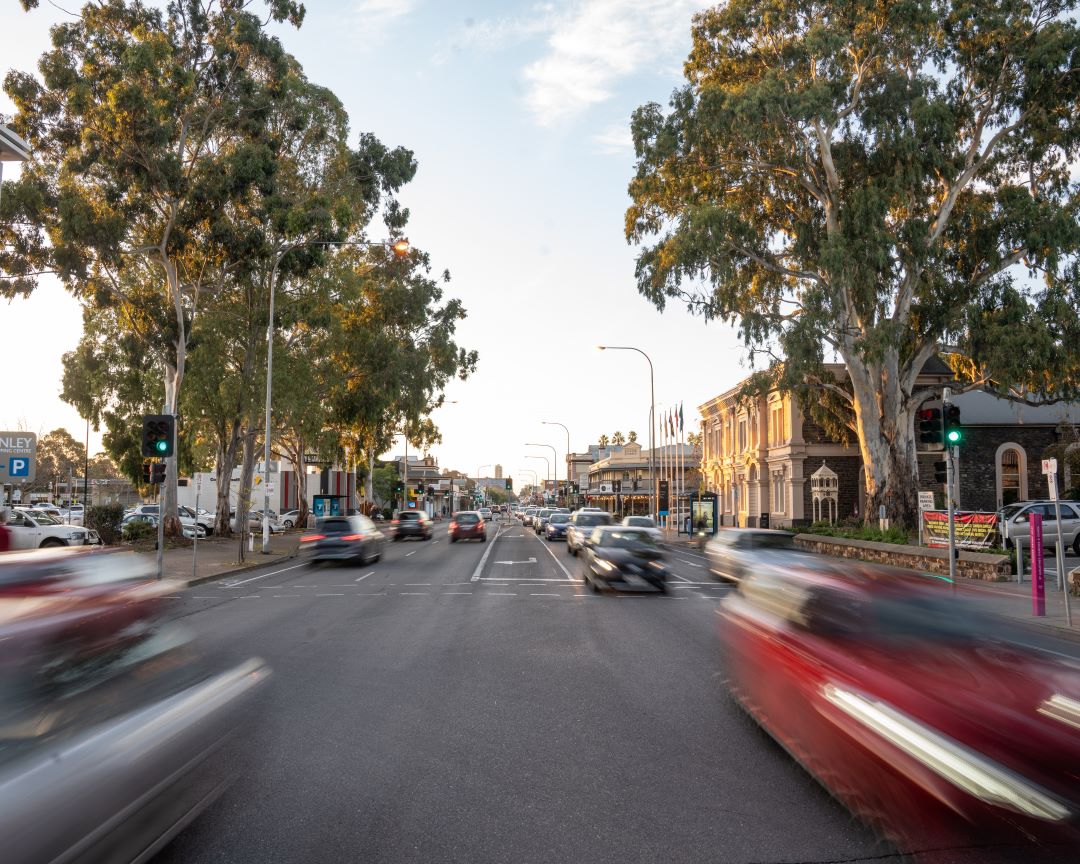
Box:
(704, 528), (806, 583)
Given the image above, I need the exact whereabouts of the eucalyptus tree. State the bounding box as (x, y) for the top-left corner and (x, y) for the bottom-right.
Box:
(627, 0), (1080, 527)
(4, 0), (305, 531)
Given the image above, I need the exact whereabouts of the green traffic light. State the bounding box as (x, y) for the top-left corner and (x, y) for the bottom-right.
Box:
(946, 429), (961, 443)
(155, 439), (168, 453)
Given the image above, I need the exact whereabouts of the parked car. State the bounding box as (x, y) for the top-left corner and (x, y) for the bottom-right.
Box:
(544, 512), (571, 541)
(704, 528), (806, 583)
(229, 510), (285, 535)
(449, 511), (486, 542)
(998, 500), (1080, 554)
(280, 509), (301, 528)
(391, 510), (433, 541)
(566, 509), (614, 555)
(130, 504), (209, 537)
(717, 556), (1080, 853)
(620, 515), (662, 542)
(121, 512), (202, 541)
(179, 505), (214, 535)
(581, 526), (668, 593)
(301, 514), (384, 564)
(5, 507), (92, 549)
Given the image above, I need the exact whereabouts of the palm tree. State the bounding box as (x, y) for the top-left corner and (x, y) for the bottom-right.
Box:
(612, 431), (625, 446)
(627, 430), (638, 443)
(598, 434), (609, 448)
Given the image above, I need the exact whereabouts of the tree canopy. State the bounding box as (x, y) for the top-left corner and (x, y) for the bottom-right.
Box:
(627, 0), (1080, 526)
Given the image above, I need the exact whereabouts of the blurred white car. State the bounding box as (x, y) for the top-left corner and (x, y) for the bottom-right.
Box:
(6, 507), (91, 549)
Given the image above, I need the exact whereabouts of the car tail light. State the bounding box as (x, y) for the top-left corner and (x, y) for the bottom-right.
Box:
(449, 522), (457, 530)
(341, 533), (365, 541)
(300, 534), (325, 542)
(391, 519), (400, 526)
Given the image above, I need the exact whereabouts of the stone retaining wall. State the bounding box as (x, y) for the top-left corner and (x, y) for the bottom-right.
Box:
(794, 534), (1012, 581)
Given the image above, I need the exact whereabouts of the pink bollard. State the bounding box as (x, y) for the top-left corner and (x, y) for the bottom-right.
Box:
(1031, 513), (1045, 617)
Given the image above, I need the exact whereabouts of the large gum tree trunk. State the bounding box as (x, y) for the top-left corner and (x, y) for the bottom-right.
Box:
(235, 426), (258, 561)
(847, 354), (920, 530)
(214, 418), (242, 537)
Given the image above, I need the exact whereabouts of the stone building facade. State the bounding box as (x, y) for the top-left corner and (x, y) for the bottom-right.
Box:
(699, 366), (1080, 527)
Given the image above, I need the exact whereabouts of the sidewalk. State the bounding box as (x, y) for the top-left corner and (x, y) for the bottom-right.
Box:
(129, 533), (301, 586)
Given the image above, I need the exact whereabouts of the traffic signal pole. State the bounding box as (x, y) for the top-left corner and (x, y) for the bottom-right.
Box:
(943, 388), (957, 588)
(156, 459), (166, 581)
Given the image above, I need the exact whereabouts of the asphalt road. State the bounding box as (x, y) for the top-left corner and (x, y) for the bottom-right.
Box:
(152, 517), (1037, 864)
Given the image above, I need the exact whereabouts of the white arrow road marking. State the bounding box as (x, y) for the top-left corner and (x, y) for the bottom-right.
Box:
(494, 557), (537, 565)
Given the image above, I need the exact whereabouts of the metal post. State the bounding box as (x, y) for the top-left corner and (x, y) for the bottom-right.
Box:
(193, 475), (200, 583)
(262, 254), (281, 555)
(156, 460), (165, 581)
(84, 417), (90, 513)
(1052, 492), (1072, 625)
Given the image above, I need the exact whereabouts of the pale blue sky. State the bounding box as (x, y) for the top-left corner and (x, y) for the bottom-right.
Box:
(1, 0), (748, 482)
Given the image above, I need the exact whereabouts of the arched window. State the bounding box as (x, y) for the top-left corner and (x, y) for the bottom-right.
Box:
(995, 444), (1027, 508)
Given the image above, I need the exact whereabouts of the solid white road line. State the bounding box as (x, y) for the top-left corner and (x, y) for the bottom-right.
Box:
(405, 550), (417, 557)
(355, 571), (376, 582)
(316, 593), (344, 597)
(443, 591), (472, 595)
(529, 531), (574, 581)
(400, 592), (429, 595)
(273, 594), (301, 598)
(221, 561), (307, 588)
(530, 593), (561, 597)
(488, 592), (517, 596)
(470, 522), (503, 582)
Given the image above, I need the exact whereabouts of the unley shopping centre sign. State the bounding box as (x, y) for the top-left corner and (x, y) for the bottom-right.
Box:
(0, 432), (37, 484)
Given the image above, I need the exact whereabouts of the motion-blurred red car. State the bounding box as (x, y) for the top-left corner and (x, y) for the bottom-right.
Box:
(0, 547), (177, 699)
(717, 557), (1080, 858)
(448, 511), (486, 542)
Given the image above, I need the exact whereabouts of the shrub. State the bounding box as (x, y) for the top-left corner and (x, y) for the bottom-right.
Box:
(798, 521), (912, 545)
(86, 503), (124, 545)
(122, 520), (156, 542)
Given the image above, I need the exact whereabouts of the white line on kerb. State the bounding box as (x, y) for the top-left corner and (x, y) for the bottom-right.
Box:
(355, 571), (375, 582)
(470, 521), (503, 582)
(219, 561), (307, 588)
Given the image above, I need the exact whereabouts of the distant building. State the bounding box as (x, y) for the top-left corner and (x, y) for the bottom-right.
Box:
(494, 464), (503, 479)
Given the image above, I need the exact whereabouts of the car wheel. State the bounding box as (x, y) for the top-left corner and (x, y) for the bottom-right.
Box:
(450, 536), (457, 543)
(590, 574), (600, 593)
(480, 535), (486, 543)
(40, 538), (65, 548)
(1074, 535), (1080, 556)
(284, 519), (293, 529)
(393, 535), (401, 542)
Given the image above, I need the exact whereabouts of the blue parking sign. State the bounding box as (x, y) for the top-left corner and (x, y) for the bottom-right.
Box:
(9, 457), (30, 477)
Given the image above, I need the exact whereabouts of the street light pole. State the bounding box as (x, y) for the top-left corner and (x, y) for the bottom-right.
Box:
(476, 464), (492, 506)
(598, 346), (656, 518)
(525, 443), (558, 503)
(542, 421), (571, 505)
(525, 454), (550, 502)
(262, 237), (409, 552)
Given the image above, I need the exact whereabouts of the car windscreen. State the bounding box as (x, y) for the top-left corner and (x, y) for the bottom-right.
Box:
(28, 511), (60, 526)
(456, 513), (479, 524)
(625, 517), (654, 527)
(602, 530), (657, 548)
(318, 518), (353, 534)
(549, 514), (570, 524)
(398, 512), (420, 520)
(575, 513), (612, 527)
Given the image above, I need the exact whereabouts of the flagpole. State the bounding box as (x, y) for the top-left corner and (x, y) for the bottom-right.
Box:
(659, 408), (665, 528)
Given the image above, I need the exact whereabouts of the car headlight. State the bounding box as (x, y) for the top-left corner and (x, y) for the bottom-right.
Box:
(822, 684), (1070, 822)
(596, 559), (615, 573)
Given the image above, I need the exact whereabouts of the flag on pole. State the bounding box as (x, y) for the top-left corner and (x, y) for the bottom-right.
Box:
(679, 402), (684, 433)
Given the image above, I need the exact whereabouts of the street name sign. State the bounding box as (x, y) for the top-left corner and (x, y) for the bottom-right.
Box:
(0, 432), (37, 484)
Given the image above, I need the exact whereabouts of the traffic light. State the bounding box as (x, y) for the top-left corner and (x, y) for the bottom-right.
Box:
(141, 461), (152, 484)
(416, 482), (424, 496)
(141, 414), (175, 457)
(917, 407), (943, 449)
(394, 479), (403, 495)
(944, 403), (962, 445)
(150, 462), (167, 485)
(505, 478), (512, 490)
(934, 460), (948, 484)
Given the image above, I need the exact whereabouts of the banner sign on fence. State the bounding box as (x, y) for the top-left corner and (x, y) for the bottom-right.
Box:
(921, 510), (998, 550)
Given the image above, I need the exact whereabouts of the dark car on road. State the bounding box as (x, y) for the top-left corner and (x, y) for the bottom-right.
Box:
(301, 514), (385, 563)
(449, 511), (486, 542)
(544, 512), (571, 541)
(704, 528), (805, 583)
(566, 509), (614, 555)
(581, 526), (668, 593)
(391, 509), (433, 541)
(718, 556), (1080, 855)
